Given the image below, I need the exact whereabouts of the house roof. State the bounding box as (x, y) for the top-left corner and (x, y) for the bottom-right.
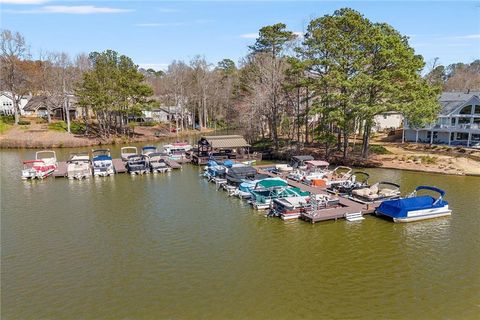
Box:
(202, 135), (250, 148)
(24, 96), (76, 111)
(439, 91), (480, 115)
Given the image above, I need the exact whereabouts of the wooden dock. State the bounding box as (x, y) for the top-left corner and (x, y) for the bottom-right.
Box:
(164, 159), (182, 169)
(112, 158), (127, 173)
(256, 168), (379, 223)
(53, 161), (67, 177)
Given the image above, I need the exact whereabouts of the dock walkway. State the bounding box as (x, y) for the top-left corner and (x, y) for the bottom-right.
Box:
(256, 168), (378, 223)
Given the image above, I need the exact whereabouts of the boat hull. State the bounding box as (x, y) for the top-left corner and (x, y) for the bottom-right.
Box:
(392, 206), (452, 223)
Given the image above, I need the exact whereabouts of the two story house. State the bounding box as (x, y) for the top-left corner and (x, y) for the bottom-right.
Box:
(403, 91), (480, 147)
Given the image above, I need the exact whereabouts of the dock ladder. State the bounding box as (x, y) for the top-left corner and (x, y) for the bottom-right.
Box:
(345, 212), (365, 222)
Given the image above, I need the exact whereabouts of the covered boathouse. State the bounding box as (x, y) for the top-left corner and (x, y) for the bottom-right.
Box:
(189, 135), (262, 165)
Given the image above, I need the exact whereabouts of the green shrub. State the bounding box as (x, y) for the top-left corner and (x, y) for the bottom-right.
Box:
(70, 121), (86, 134)
(370, 144), (391, 155)
(139, 121), (156, 127)
(0, 115), (15, 124)
(420, 155), (438, 164)
(18, 120), (31, 125)
(48, 121), (67, 131)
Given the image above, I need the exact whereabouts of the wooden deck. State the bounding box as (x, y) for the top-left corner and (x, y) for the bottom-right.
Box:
(256, 168), (379, 223)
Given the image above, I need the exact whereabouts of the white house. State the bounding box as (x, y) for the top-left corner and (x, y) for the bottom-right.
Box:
(373, 111), (403, 132)
(0, 92), (29, 116)
(142, 106), (192, 125)
(403, 91), (480, 147)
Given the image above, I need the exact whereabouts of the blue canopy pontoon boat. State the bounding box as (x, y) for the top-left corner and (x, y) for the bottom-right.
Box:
(376, 186), (451, 223)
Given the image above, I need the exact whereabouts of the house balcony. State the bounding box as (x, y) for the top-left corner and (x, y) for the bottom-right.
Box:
(405, 123), (480, 132)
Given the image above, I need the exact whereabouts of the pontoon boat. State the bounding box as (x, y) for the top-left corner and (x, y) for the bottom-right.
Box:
(250, 178), (310, 210)
(147, 152), (171, 173)
(141, 146), (157, 156)
(327, 171), (370, 195)
(121, 146), (138, 161)
(349, 181), (401, 204)
(126, 155), (149, 175)
(92, 149), (115, 177)
(376, 186), (451, 222)
(67, 153), (92, 180)
(21, 150), (57, 180)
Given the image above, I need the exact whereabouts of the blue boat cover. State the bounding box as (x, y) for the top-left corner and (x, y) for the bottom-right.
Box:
(143, 146), (156, 150)
(223, 160), (234, 168)
(207, 160), (218, 167)
(93, 155), (112, 161)
(377, 195), (448, 218)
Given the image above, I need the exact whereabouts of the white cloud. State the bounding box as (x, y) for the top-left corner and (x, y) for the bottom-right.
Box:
(135, 22), (186, 27)
(453, 34), (480, 39)
(138, 63), (169, 71)
(5, 5), (132, 14)
(0, 0), (48, 4)
(240, 33), (258, 39)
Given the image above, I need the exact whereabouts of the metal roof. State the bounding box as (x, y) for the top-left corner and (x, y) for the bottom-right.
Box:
(203, 135), (250, 148)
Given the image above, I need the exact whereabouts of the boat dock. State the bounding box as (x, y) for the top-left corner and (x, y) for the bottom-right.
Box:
(112, 158), (127, 173)
(164, 159), (182, 169)
(256, 167), (379, 223)
(53, 162), (68, 177)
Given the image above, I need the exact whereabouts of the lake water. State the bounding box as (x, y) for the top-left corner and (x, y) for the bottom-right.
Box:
(1, 145), (479, 319)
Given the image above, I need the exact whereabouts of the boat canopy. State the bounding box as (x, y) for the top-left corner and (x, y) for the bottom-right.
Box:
(223, 159), (235, 168)
(228, 165), (257, 176)
(142, 146), (157, 151)
(305, 160), (329, 167)
(255, 178), (288, 189)
(415, 185), (445, 197)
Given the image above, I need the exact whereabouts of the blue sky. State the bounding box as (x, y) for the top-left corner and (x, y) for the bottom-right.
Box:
(1, 0), (479, 70)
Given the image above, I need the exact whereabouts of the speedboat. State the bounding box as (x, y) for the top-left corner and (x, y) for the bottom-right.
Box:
(21, 150), (57, 180)
(233, 179), (259, 199)
(126, 155), (149, 175)
(141, 146), (157, 156)
(250, 178), (310, 210)
(327, 171), (370, 195)
(349, 181), (401, 204)
(147, 152), (171, 173)
(224, 165), (269, 195)
(376, 186), (451, 223)
(121, 146), (138, 161)
(67, 153), (92, 180)
(92, 149), (115, 177)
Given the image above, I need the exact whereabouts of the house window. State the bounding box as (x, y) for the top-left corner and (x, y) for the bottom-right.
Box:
(472, 134), (480, 142)
(459, 105), (472, 115)
(458, 117), (470, 125)
(427, 131), (438, 139)
(451, 118), (456, 126)
(475, 105), (480, 114)
(456, 132), (469, 140)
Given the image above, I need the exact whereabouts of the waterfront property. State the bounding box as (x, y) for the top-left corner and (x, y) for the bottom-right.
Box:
(0, 91), (29, 116)
(403, 91), (480, 147)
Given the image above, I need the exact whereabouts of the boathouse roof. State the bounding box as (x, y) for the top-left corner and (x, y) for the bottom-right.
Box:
(201, 135), (250, 149)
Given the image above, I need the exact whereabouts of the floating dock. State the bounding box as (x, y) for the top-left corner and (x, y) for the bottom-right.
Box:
(53, 162), (68, 177)
(256, 167), (379, 223)
(112, 158), (127, 173)
(164, 159), (182, 169)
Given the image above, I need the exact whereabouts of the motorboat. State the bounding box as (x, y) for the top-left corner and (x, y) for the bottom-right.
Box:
(163, 142), (192, 161)
(305, 166), (353, 187)
(233, 179), (259, 199)
(121, 146), (138, 161)
(67, 153), (92, 180)
(92, 149), (115, 177)
(21, 150), (57, 180)
(376, 186), (451, 223)
(126, 155), (149, 175)
(224, 165), (269, 195)
(250, 178), (310, 210)
(141, 146), (157, 156)
(273, 163), (293, 174)
(290, 155), (315, 169)
(327, 171), (370, 195)
(349, 181), (401, 204)
(147, 152), (171, 173)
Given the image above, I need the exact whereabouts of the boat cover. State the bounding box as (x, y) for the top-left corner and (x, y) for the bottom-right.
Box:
(255, 178), (288, 189)
(223, 159), (235, 167)
(377, 195), (448, 218)
(93, 155), (112, 161)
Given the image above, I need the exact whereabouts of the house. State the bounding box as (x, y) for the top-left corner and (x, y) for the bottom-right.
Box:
(23, 95), (79, 119)
(403, 91), (480, 147)
(0, 91), (29, 116)
(142, 106), (192, 125)
(373, 111), (403, 132)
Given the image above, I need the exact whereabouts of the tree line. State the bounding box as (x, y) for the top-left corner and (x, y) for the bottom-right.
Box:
(2, 8), (473, 158)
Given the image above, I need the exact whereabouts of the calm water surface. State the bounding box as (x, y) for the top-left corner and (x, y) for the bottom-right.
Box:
(1, 145), (479, 319)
